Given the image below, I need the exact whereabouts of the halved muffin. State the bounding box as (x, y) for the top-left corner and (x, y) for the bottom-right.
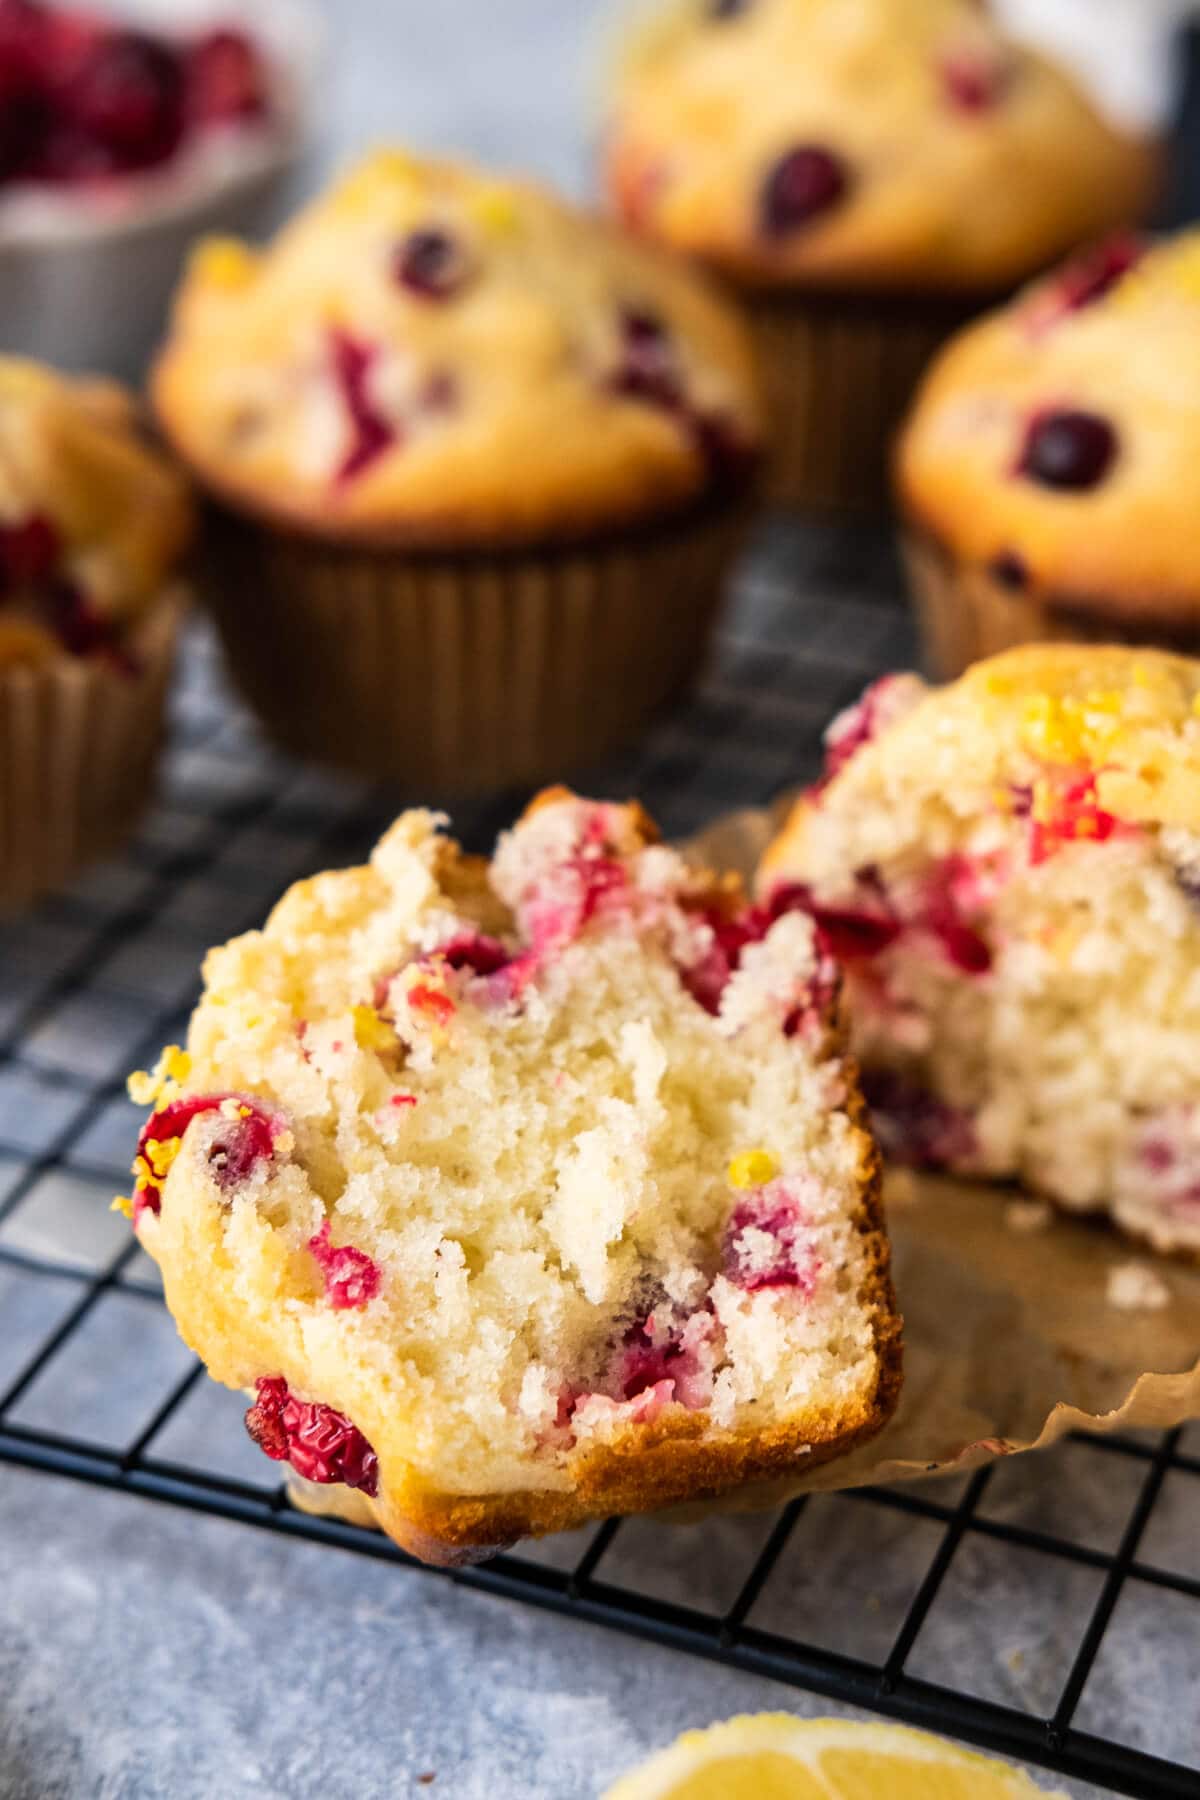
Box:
(763, 646), (1200, 1255)
(121, 789), (900, 1563)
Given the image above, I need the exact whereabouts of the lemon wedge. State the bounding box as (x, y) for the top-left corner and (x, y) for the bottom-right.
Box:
(603, 1716), (1068, 1799)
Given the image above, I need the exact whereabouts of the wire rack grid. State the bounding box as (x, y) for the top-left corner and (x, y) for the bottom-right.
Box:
(0, 525), (1197, 1800)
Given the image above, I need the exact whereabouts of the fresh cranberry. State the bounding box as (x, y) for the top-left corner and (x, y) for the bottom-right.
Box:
(64, 29), (186, 173)
(245, 1376), (379, 1495)
(820, 676), (905, 785)
(132, 1093), (278, 1222)
(0, 513), (58, 592)
(439, 932), (512, 977)
(612, 1304), (713, 1410)
(393, 227), (471, 301)
(680, 902), (769, 1014)
(1017, 409), (1118, 491)
(308, 1218), (381, 1310)
(772, 879), (902, 964)
(0, 14), (51, 183)
(186, 27), (269, 127)
(919, 858), (992, 975)
(611, 307), (682, 410)
(1028, 774), (1120, 865)
(862, 1068), (976, 1169)
(940, 48), (1012, 113)
(988, 549), (1028, 591)
(723, 1187), (819, 1294)
(1029, 234), (1143, 333)
(329, 330), (397, 483)
(760, 145), (849, 238)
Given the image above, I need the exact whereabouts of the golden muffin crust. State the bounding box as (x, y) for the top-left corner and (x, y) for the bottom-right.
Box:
(0, 358), (192, 668)
(762, 646), (1200, 1253)
(897, 230), (1200, 620)
(151, 149), (764, 548)
(605, 0), (1158, 293)
(121, 790), (899, 1562)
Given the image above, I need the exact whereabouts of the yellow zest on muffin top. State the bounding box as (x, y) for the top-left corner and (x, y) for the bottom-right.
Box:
(762, 645), (1200, 1255)
(121, 789), (899, 1564)
(151, 149), (764, 547)
(897, 227), (1200, 618)
(0, 358), (192, 669)
(605, 0), (1158, 292)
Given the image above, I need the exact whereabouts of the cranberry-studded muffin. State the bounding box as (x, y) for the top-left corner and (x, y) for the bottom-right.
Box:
(762, 646), (1200, 1257)
(151, 148), (763, 790)
(605, 0), (1159, 512)
(0, 355), (191, 908)
(897, 228), (1200, 676)
(120, 789), (900, 1563)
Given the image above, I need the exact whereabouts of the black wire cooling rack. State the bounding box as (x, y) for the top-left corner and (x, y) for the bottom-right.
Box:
(1, 524), (1198, 1800)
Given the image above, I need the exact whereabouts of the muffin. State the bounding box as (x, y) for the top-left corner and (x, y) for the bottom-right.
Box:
(897, 228), (1200, 677)
(151, 148), (763, 791)
(762, 646), (1200, 1257)
(605, 0), (1159, 512)
(0, 355), (191, 909)
(119, 788), (900, 1564)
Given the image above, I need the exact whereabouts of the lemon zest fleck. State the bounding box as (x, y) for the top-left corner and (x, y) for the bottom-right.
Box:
(728, 1149), (778, 1191)
(111, 1195), (133, 1219)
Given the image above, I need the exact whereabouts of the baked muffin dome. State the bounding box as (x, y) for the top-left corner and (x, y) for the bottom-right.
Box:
(122, 790), (899, 1563)
(897, 229), (1200, 624)
(151, 148), (763, 546)
(606, 0), (1158, 293)
(763, 646), (1200, 1256)
(0, 357), (192, 667)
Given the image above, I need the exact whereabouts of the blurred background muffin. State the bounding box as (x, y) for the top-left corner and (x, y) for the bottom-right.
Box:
(0, 0), (318, 378)
(0, 355), (192, 907)
(896, 226), (1200, 676)
(151, 147), (763, 793)
(604, 0), (1162, 514)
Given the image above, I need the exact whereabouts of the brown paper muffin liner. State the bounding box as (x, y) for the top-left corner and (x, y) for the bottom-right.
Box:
(902, 526), (1200, 681)
(740, 289), (993, 516)
(200, 495), (751, 793)
(0, 592), (183, 914)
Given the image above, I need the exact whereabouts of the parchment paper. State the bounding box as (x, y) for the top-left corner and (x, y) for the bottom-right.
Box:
(679, 803), (1200, 1503)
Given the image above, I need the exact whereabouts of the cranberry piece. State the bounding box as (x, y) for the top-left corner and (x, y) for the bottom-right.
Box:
(308, 1218), (381, 1310)
(65, 29), (186, 173)
(132, 1093), (278, 1221)
(862, 1068), (976, 1169)
(611, 307), (683, 410)
(941, 49), (1012, 114)
(920, 859), (992, 975)
(988, 549), (1028, 592)
(329, 329), (397, 483)
(393, 227), (471, 301)
(1017, 409), (1117, 492)
(1028, 775), (1119, 865)
(186, 27), (269, 127)
(773, 881), (901, 964)
(760, 145), (848, 238)
(820, 675), (906, 785)
(245, 1376), (379, 1495)
(439, 932), (511, 977)
(0, 33), (51, 182)
(1030, 234), (1143, 333)
(0, 513), (58, 592)
(723, 1189), (819, 1294)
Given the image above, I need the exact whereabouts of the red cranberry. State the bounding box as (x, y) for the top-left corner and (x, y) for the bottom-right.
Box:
(1031, 234), (1143, 332)
(862, 1068), (976, 1169)
(940, 49), (1013, 113)
(393, 227), (471, 301)
(919, 859), (992, 975)
(0, 9), (51, 183)
(723, 1188), (819, 1294)
(329, 330), (397, 483)
(772, 880), (901, 964)
(1028, 775), (1119, 866)
(0, 513), (59, 592)
(988, 549), (1028, 591)
(1017, 409), (1118, 491)
(611, 307), (683, 410)
(245, 1376), (379, 1495)
(186, 27), (269, 127)
(308, 1219), (381, 1310)
(132, 1093), (278, 1222)
(65, 29), (186, 173)
(439, 932), (512, 977)
(820, 676), (904, 785)
(760, 145), (849, 238)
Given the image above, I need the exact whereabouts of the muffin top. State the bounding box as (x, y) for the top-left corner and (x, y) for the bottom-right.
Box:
(897, 230), (1200, 617)
(151, 149), (764, 547)
(605, 0), (1158, 293)
(0, 357), (192, 669)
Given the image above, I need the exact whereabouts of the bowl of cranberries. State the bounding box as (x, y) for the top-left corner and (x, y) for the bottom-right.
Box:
(0, 0), (317, 377)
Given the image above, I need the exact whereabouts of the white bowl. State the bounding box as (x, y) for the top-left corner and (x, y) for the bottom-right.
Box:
(0, 0), (323, 381)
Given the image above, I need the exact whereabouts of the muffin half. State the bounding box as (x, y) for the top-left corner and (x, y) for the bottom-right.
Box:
(121, 789), (900, 1563)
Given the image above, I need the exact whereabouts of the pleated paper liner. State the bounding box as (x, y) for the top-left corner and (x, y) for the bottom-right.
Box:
(199, 493), (752, 794)
(668, 799), (1200, 1516)
(0, 590), (183, 914)
(903, 526), (1200, 681)
(739, 287), (993, 516)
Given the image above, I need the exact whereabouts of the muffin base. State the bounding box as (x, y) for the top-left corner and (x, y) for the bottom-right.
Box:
(903, 527), (1200, 680)
(0, 594), (183, 913)
(200, 494), (751, 792)
(741, 288), (994, 516)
